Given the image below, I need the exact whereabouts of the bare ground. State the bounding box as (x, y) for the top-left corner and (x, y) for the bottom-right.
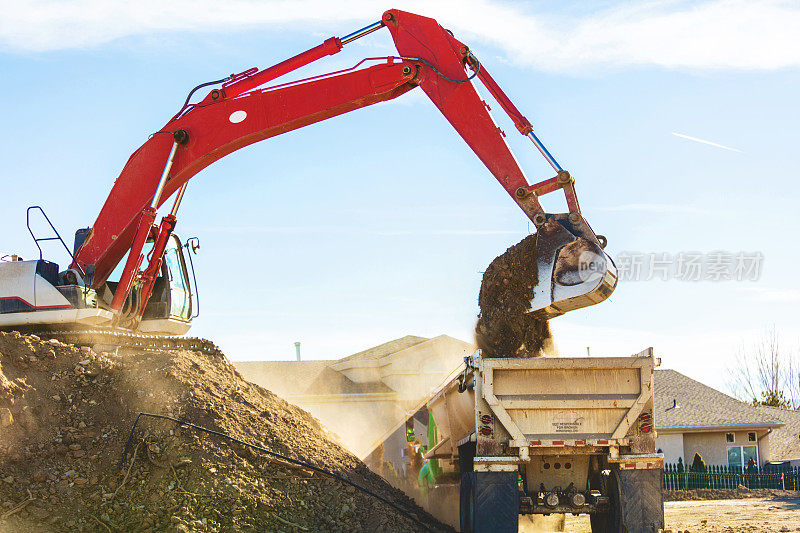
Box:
(562, 496), (800, 532)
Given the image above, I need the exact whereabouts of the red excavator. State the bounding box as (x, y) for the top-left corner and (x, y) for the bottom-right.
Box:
(0, 9), (616, 347)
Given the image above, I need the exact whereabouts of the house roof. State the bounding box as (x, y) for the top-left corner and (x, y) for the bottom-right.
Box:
(753, 405), (800, 461)
(234, 360), (330, 398)
(335, 335), (429, 364)
(304, 367), (394, 395)
(654, 369), (782, 430)
(235, 336), (431, 398)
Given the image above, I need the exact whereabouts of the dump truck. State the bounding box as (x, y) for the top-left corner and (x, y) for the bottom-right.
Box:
(425, 348), (664, 533)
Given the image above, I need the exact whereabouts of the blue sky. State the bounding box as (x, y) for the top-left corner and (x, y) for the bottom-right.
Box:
(2, 1), (799, 392)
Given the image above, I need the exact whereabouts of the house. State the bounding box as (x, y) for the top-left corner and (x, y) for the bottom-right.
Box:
(753, 405), (800, 467)
(654, 369), (785, 468)
(234, 335), (473, 464)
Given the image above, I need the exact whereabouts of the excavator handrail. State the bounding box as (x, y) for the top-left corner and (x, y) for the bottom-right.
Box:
(27, 205), (85, 277)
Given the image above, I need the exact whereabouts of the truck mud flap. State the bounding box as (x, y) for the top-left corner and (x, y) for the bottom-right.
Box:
(616, 468), (664, 533)
(460, 471), (518, 533)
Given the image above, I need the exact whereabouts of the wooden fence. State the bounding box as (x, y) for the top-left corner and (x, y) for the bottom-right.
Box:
(663, 462), (800, 490)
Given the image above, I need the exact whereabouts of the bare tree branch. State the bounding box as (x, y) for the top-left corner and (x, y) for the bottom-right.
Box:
(727, 326), (797, 408)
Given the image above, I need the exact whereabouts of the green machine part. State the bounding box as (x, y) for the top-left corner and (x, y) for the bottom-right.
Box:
(426, 412), (442, 480)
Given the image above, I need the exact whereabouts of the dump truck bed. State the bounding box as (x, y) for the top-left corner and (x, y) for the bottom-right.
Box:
(425, 349), (664, 532)
(428, 348), (657, 461)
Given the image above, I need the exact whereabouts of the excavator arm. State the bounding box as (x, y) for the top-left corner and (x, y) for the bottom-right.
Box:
(73, 9), (615, 325)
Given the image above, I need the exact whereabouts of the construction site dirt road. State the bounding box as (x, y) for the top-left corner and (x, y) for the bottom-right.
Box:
(563, 494), (800, 532)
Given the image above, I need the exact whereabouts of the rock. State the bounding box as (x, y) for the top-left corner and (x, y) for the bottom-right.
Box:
(0, 408), (13, 427)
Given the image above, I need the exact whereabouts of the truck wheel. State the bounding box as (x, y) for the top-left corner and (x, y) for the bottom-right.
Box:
(589, 469), (621, 533)
(460, 470), (475, 533)
(459, 443), (476, 533)
(591, 468), (664, 533)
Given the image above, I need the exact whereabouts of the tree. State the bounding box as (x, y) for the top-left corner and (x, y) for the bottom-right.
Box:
(689, 453), (706, 489)
(690, 453), (707, 472)
(728, 327), (799, 409)
(759, 389), (791, 409)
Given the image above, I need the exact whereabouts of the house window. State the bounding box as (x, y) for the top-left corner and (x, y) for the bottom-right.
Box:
(748, 432), (757, 442)
(726, 433), (735, 443)
(727, 445), (758, 469)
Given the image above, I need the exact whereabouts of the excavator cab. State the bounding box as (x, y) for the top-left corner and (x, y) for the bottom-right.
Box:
(0, 212), (197, 337)
(100, 234), (197, 335)
(136, 234), (196, 334)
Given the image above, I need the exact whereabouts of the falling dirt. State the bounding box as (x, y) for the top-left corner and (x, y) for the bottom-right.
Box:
(0, 331), (448, 532)
(475, 229), (552, 358)
(475, 219), (599, 358)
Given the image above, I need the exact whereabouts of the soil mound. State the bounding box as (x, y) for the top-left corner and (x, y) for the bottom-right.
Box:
(475, 233), (552, 358)
(0, 331), (447, 532)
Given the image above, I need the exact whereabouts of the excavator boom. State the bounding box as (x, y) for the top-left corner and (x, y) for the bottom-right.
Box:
(2, 9), (615, 335)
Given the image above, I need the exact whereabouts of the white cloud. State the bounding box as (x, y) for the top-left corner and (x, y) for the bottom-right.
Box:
(671, 132), (742, 152)
(2, 1), (799, 72)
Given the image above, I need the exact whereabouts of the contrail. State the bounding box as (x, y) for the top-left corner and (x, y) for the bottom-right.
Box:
(671, 132), (742, 153)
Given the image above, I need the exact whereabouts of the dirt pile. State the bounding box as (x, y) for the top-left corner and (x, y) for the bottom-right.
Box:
(0, 331), (447, 532)
(475, 232), (553, 358)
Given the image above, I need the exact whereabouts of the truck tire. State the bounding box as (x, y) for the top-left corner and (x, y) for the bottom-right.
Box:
(589, 469), (620, 533)
(460, 470), (474, 533)
(590, 468), (664, 533)
(458, 443), (476, 533)
(461, 471), (518, 533)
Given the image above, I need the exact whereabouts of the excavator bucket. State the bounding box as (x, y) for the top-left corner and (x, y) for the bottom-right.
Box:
(529, 216), (617, 319)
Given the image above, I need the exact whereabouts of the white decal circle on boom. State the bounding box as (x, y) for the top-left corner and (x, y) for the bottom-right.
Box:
(229, 110), (247, 123)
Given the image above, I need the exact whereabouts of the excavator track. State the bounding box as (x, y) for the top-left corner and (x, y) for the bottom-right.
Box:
(30, 328), (224, 357)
